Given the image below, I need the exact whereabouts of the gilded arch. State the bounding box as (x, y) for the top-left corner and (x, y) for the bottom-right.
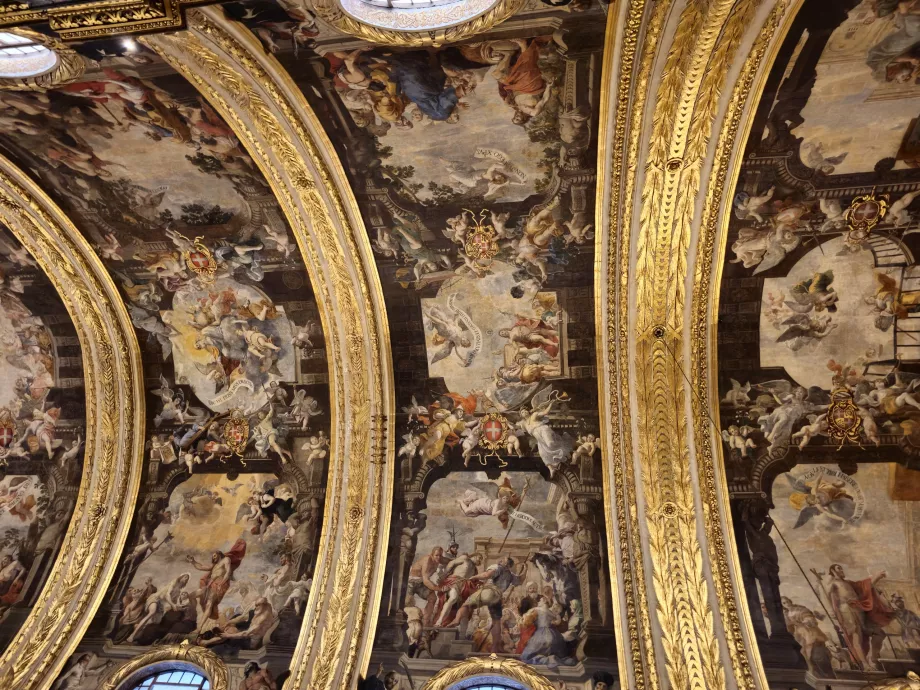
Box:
(0, 156), (145, 689)
(143, 13), (394, 690)
(100, 643), (229, 690)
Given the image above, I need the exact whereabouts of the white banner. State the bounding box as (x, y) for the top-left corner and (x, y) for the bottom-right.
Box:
(474, 148), (527, 183)
(209, 377), (254, 407)
(448, 292), (483, 368)
(508, 507), (545, 533)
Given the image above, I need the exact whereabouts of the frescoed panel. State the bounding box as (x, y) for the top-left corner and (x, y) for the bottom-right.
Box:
(715, 0), (920, 687)
(0, 227), (85, 655)
(222, 2), (615, 686)
(0, 38), (330, 688)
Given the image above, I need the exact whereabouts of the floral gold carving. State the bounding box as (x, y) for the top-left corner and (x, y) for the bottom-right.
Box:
(688, 1), (801, 690)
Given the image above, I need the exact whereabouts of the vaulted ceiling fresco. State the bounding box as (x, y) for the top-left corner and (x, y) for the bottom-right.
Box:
(0, 41), (331, 688)
(221, 3), (615, 685)
(16, 0), (920, 688)
(0, 225), (84, 654)
(718, 0), (920, 686)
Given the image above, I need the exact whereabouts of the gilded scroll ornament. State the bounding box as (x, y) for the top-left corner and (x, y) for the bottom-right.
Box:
(145, 11), (392, 689)
(222, 409), (250, 457)
(0, 158), (144, 690)
(827, 387), (862, 448)
(421, 654), (556, 690)
(100, 642), (229, 690)
(844, 188), (889, 245)
(181, 234), (217, 282)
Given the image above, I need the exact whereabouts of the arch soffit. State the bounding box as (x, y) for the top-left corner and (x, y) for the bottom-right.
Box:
(141, 11), (394, 690)
(0, 156), (146, 689)
(597, 0), (808, 689)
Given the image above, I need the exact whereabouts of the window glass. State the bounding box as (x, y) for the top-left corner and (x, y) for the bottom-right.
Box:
(132, 669), (210, 690)
(0, 32), (58, 78)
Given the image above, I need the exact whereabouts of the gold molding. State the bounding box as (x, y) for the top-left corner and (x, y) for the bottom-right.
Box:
(0, 0), (209, 40)
(310, 0), (525, 47)
(100, 643), (229, 690)
(420, 654), (556, 690)
(143, 9), (394, 689)
(0, 28), (86, 91)
(614, 0), (777, 688)
(0, 157), (145, 689)
(595, 1), (668, 689)
(691, 2), (799, 689)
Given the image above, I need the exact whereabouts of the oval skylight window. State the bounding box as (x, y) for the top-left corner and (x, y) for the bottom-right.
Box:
(0, 32), (58, 79)
(340, 0), (503, 31)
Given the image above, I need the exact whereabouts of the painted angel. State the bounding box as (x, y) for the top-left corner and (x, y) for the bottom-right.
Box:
(817, 197), (846, 233)
(790, 413), (828, 449)
(253, 404), (294, 463)
(425, 304), (474, 366)
(457, 476), (521, 529)
(289, 390), (322, 430)
(397, 431), (420, 462)
(786, 270), (838, 314)
(722, 379), (752, 407)
(784, 472), (855, 528)
(300, 431), (328, 464)
(730, 222), (802, 273)
(721, 425), (756, 457)
(515, 387), (573, 476)
(756, 381), (826, 451)
(890, 190), (920, 227)
(776, 313), (838, 352)
(401, 396), (428, 423)
(733, 186), (775, 222)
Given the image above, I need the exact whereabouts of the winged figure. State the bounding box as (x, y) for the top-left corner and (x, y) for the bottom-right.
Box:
(784, 472), (855, 528)
(891, 190), (920, 227)
(786, 270), (838, 313)
(801, 141), (848, 174)
(817, 197), (846, 233)
(776, 313), (838, 351)
(730, 223), (802, 273)
(425, 304), (474, 366)
(457, 476), (522, 528)
(722, 379), (752, 407)
(733, 186), (775, 222)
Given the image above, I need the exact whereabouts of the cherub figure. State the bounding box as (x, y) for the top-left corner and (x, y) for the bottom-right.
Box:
(571, 434), (598, 464)
(721, 425), (756, 457)
(301, 431), (329, 464)
(790, 413), (828, 449)
(722, 379), (752, 407)
(733, 186), (775, 222)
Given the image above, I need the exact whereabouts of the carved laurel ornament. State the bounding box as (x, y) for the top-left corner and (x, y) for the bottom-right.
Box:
(421, 654), (556, 690)
(0, 158), (144, 689)
(144, 9), (394, 689)
(0, 28), (86, 90)
(310, 0), (525, 47)
(100, 643), (229, 690)
(596, 0), (807, 688)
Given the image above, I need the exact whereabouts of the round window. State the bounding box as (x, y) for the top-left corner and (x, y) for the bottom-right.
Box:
(0, 32), (58, 79)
